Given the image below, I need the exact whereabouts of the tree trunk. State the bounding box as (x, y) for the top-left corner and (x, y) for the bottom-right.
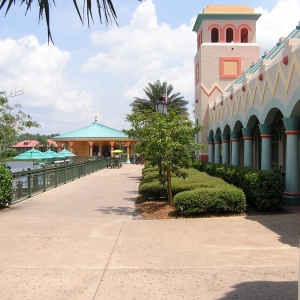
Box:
(166, 164), (173, 205)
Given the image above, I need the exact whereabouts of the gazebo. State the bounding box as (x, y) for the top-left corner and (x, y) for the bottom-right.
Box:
(52, 118), (137, 163)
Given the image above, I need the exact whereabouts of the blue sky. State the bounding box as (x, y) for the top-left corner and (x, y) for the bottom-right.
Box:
(0, 0), (299, 135)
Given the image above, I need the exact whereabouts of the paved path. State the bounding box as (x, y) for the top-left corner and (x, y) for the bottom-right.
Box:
(0, 164), (299, 299)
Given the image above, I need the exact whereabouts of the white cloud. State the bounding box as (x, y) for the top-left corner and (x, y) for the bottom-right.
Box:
(82, 0), (195, 103)
(0, 35), (98, 134)
(1, 0), (298, 135)
(255, 0), (300, 55)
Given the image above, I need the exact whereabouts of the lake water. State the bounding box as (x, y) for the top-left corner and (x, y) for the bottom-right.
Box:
(5, 161), (41, 173)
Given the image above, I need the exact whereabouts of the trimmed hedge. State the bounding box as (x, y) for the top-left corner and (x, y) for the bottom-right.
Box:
(139, 166), (246, 215)
(139, 168), (220, 199)
(193, 162), (285, 211)
(174, 186), (246, 216)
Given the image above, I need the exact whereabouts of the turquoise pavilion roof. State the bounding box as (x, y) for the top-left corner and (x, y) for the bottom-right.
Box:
(54, 122), (128, 139)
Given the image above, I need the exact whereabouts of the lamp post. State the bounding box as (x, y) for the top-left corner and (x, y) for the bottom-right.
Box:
(155, 96), (173, 205)
(155, 96), (167, 115)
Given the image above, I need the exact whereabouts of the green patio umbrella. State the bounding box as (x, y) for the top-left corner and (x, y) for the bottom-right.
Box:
(44, 149), (65, 159)
(43, 150), (66, 165)
(59, 148), (76, 157)
(14, 148), (49, 169)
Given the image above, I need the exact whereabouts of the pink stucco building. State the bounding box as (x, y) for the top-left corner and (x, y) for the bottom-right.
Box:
(193, 5), (300, 205)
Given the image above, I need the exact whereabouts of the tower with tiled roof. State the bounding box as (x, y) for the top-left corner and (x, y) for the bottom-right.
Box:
(193, 5), (261, 161)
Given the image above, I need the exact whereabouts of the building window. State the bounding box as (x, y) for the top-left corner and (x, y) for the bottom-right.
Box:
(241, 28), (248, 43)
(226, 28), (234, 43)
(211, 27), (219, 43)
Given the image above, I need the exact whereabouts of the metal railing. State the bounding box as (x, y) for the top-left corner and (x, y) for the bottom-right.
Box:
(10, 157), (110, 204)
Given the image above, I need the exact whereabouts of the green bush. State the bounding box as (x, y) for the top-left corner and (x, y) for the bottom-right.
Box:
(0, 162), (13, 207)
(139, 164), (247, 216)
(174, 186), (246, 216)
(139, 181), (167, 198)
(142, 167), (158, 176)
(143, 172), (160, 182)
(0, 148), (18, 159)
(193, 161), (285, 211)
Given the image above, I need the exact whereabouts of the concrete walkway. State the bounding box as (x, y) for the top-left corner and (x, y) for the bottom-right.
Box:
(0, 164), (299, 299)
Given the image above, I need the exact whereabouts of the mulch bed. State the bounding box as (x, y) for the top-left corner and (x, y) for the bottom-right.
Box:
(135, 196), (291, 220)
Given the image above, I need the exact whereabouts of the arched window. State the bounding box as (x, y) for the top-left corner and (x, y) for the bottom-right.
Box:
(226, 28), (234, 43)
(241, 28), (248, 43)
(211, 28), (219, 43)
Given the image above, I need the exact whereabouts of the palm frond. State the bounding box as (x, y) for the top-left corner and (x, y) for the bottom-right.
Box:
(0, 0), (118, 44)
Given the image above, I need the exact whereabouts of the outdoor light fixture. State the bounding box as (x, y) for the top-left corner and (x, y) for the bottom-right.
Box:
(155, 96), (167, 115)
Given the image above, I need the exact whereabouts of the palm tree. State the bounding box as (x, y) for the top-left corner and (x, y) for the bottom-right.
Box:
(130, 80), (189, 116)
(0, 0), (117, 43)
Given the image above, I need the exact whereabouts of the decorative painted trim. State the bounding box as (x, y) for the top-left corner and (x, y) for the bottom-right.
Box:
(242, 85), (246, 92)
(284, 192), (300, 196)
(259, 73), (263, 81)
(285, 130), (300, 135)
(193, 14), (261, 33)
(260, 134), (272, 138)
(222, 140), (229, 143)
(237, 24), (252, 32)
(243, 137), (253, 140)
(214, 141), (221, 144)
(231, 139), (239, 142)
(230, 94), (233, 100)
(205, 23), (253, 43)
(283, 55), (288, 66)
(220, 57), (241, 79)
(208, 142), (214, 145)
(201, 85), (222, 97)
(220, 101), (223, 106)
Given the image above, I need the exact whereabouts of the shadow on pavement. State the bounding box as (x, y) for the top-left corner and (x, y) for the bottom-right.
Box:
(245, 215), (300, 247)
(219, 280), (297, 300)
(95, 206), (134, 216)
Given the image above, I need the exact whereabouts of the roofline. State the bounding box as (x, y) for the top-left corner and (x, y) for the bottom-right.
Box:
(192, 13), (261, 32)
(52, 137), (137, 141)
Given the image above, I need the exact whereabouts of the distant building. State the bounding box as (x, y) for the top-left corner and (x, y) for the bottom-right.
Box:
(193, 5), (300, 205)
(52, 117), (138, 163)
(11, 139), (58, 153)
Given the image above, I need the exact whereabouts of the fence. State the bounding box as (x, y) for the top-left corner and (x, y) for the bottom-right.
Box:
(10, 157), (110, 204)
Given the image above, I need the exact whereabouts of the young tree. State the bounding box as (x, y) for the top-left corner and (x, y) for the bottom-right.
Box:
(130, 80), (189, 117)
(125, 110), (204, 205)
(0, 0), (118, 43)
(0, 91), (40, 151)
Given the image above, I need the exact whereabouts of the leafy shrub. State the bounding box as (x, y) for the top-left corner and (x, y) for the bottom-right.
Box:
(139, 164), (247, 216)
(193, 161), (285, 211)
(139, 181), (167, 198)
(0, 149), (18, 158)
(0, 162), (13, 207)
(142, 167), (158, 176)
(174, 186), (246, 216)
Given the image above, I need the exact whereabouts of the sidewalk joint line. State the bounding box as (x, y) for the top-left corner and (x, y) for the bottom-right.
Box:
(93, 220), (125, 299)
